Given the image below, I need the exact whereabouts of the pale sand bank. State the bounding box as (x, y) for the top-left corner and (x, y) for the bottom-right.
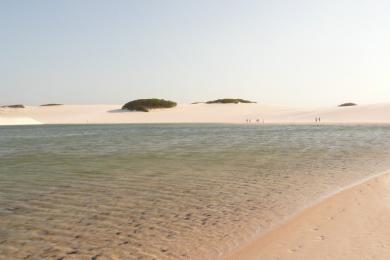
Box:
(1, 103), (390, 125)
(226, 171), (390, 260)
(0, 116), (42, 125)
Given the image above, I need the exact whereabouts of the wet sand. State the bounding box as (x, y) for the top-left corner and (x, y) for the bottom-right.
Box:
(226, 171), (390, 260)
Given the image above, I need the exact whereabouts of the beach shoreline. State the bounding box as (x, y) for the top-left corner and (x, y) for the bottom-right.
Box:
(225, 170), (390, 260)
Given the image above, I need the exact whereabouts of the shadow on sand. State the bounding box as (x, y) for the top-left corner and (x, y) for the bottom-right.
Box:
(107, 109), (131, 113)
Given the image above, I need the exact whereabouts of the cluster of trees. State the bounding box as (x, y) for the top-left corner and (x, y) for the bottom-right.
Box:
(1, 99), (358, 112)
(205, 99), (256, 104)
(1, 104), (24, 108)
(122, 98), (257, 112)
(122, 99), (177, 112)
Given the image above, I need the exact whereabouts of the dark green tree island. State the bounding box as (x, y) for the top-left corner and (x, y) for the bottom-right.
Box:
(1, 104), (24, 108)
(40, 104), (63, 107)
(206, 99), (256, 104)
(122, 99), (177, 112)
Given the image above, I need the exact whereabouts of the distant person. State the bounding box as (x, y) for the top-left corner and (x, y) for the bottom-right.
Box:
(319, 117), (321, 123)
(256, 118), (259, 123)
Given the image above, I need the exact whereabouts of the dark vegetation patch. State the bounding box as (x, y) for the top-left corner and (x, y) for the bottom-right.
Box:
(122, 99), (177, 112)
(1, 104), (24, 108)
(206, 99), (256, 104)
(338, 103), (357, 107)
(40, 104), (63, 106)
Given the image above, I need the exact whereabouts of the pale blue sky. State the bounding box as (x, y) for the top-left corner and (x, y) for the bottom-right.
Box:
(1, 0), (390, 107)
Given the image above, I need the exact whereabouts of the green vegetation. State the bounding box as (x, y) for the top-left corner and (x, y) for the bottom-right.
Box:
(1, 104), (24, 108)
(40, 104), (63, 106)
(122, 99), (177, 112)
(338, 103), (357, 107)
(206, 99), (256, 104)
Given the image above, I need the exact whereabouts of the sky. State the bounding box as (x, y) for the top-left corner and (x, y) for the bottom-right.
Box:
(1, 0), (390, 107)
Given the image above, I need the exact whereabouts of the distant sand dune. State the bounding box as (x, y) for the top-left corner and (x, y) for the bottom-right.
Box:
(1, 103), (390, 125)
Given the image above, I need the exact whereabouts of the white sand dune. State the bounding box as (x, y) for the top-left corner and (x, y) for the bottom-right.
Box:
(1, 103), (390, 125)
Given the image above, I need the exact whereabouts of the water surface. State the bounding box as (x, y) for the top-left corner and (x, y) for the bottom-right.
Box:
(1, 124), (390, 259)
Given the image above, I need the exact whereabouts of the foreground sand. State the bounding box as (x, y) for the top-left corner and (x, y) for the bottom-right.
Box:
(226, 171), (390, 260)
(1, 103), (390, 125)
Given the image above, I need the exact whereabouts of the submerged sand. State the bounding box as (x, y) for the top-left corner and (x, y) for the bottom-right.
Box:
(1, 103), (390, 125)
(226, 171), (390, 260)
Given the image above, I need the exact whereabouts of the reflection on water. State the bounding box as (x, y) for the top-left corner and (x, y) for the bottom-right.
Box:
(1, 124), (390, 259)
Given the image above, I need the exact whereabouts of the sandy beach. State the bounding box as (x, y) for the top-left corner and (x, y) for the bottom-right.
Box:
(1, 103), (390, 125)
(226, 171), (390, 260)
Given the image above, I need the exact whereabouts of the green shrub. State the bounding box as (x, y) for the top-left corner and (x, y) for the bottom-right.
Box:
(40, 104), (63, 106)
(206, 99), (256, 104)
(122, 99), (177, 112)
(338, 103), (357, 107)
(1, 104), (24, 108)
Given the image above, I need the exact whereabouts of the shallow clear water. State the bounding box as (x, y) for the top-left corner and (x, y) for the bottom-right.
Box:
(1, 124), (390, 259)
